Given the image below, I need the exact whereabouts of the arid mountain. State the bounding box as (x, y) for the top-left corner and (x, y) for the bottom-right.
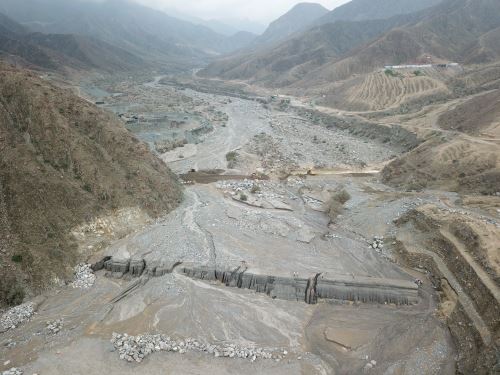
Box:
(298, 0), (500, 88)
(201, 0), (500, 90)
(0, 0), (253, 67)
(0, 12), (145, 73)
(316, 0), (442, 25)
(0, 63), (182, 305)
(200, 11), (424, 85)
(252, 3), (329, 47)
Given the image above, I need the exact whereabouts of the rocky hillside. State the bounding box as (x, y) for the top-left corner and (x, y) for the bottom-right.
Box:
(252, 3), (329, 47)
(0, 63), (182, 306)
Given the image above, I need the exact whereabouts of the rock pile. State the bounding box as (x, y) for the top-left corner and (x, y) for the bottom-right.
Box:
(72, 263), (96, 289)
(1, 368), (23, 375)
(369, 236), (384, 252)
(363, 359), (377, 373)
(0, 302), (34, 331)
(46, 319), (63, 334)
(111, 333), (285, 363)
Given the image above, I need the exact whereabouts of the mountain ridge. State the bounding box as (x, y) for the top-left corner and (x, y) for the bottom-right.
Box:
(251, 2), (329, 48)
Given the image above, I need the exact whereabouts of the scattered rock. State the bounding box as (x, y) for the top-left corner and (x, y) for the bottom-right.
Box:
(72, 264), (96, 289)
(46, 319), (63, 334)
(369, 236), (384, 252)
(0, 302), (35, 331)
(1, 368), (23, 375)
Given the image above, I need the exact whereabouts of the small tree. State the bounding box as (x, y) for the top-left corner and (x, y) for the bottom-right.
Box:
(250, 185), (261, 194)
(226, 151), (238, 169)
(325, 188), (351, 222)
(384, 69), (398, 77)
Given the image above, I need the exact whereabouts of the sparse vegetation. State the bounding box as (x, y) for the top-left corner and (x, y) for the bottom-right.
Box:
(154, 138), (187, 154)
(250, 185), (261, 194)
(11, 254), (23, 263)
(239, 193), (248, 201)
(413, 70), (423, 76)
(325, 188), (351, 222)
(226, 151), (239, 169)
(384, 69), (399, 77)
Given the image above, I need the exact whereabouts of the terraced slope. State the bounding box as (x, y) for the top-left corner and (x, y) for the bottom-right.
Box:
(321, 70), (451, 111)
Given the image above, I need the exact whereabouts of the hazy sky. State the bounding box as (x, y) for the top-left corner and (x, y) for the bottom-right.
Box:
(134, 0), (350, 23)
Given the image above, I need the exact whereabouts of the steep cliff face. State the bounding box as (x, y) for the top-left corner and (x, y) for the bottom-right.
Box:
(0, 64), (182, 306)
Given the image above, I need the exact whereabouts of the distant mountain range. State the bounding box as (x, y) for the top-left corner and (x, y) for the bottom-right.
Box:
(0, 12), (145, 72)
(0, 0), (258, 73)
(161, 7), (266, 36)
(201, 0), (500, 89)
(2, 0), (500, 81)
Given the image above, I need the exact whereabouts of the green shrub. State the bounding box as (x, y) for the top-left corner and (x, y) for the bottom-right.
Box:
(11, 254), (23, 263)
(384, 69), (398, 77)
(226, 151), (238, 161)
(226, 151), (239, 168)
(250, 185), (261, 194)
(240, 193), (248, 201)
(332, 189), (351, 205)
